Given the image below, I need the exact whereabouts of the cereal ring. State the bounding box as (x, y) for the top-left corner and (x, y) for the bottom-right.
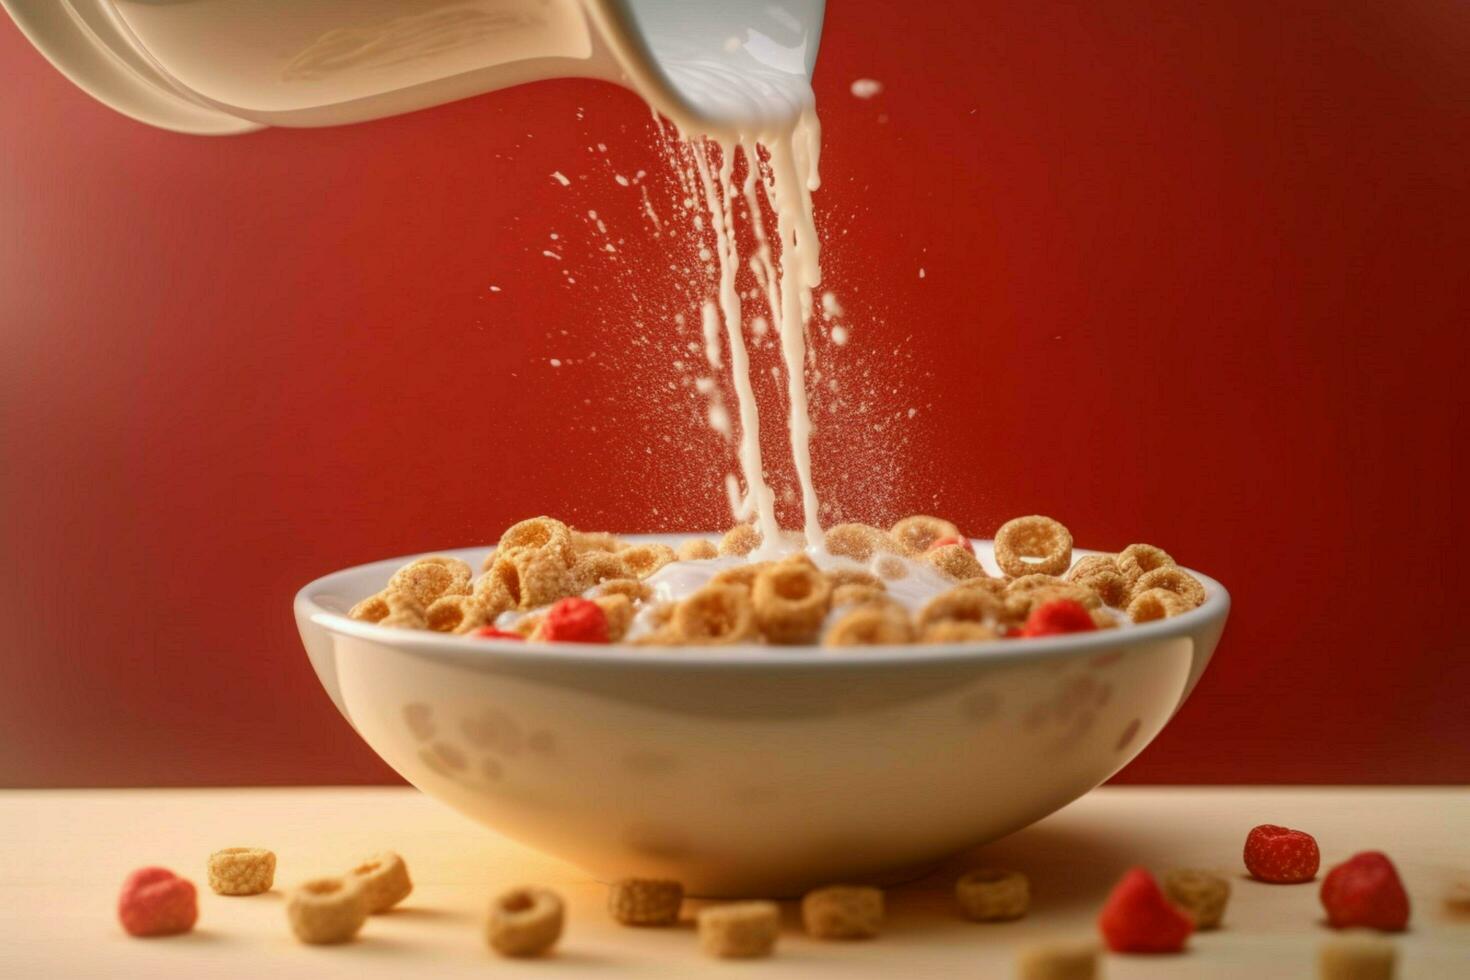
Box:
(348, 593), (391, 623)
(1090, 608), (1119, 630)
(1133, 566), (1206, 608)
(710, 562), (770, 590)
(596, 578), (652, 602)
(698, 901), (780, 959)
(828, 568), (884, 590)
(607, 878), (684, 927)
(571, 530), (621, 553)
(832, 583), (889, 608)
(287, 877), (368, 944)
(677, 538), (719, 560)
(1318, 937), (1396, 980)
(801, 885), (883, 939)
(824, 603), (914, 646)
(917, 585), (1005, 630)
(752, 561), (833, 644)
(1162, 869), (1230, 930)
(1127, 588), (1191, 622)
(594, 594), (635, 641)
(572, 551), (627, 592)
(1005, 576), (1102, 619)
(872, 554), (910, 581)
(480, 548), (498, 573)
(1066, 556), (1131, 608)
(921, 621), (999, 644)
(376, 592), (428, 630)
(994, 516), (1073, 577)
(425, 594), (494, 634)
(348, 852), (412, 914)
(619, 543), (677, 579)
(1015, 940), (1099, 980)
(955, 869), (1030, 921)
(672, 585), (757, 644)
(957, 576), (1009, 597)
(824, 523), (899, 561)
(485, 886), (564, 957)
(926, 544), (986, 580)
(718, 524), (762, 557)
(388, 556), (473, 608)
(498, 516), (575, 565)
(486, 550), (572, 610)
(890, 515), (962, 556)
(511, 613), (543, 638)
(1116, 543), (1175, 586)
(207, 847), (275, 896)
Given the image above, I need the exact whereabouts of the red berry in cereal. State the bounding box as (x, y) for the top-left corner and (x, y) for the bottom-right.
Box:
(473, 626), (525, 641)
(1244, 824), (1320, 883)
(1097, 867), (1192, 953)
(1020, 599), (1096, 637)
(1321, 852), (1410, 932)
(118, 867), (198, 937)
(540, 597), (610, 643)
(927, 535), (970, 552)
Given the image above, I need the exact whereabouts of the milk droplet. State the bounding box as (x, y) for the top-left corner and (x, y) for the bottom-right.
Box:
(850, 78), (883, 99)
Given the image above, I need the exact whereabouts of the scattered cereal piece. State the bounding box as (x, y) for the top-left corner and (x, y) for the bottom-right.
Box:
(1127, 588), (1191, 623)
(207, 847), (276, 896)
(498, 516), (575, 565)
(1318, 936), (1397, 980)
(752, 561), (832, 643)
(718, 524), (761, 557)
(801, 885), (883, 939)
(921, 621), (998, 643)
(1244, 824), (1320, 884)
(1321, 852), (1410, 932)
(1445, 877), (1470, 914)
(486, 887), (564, 957)
(955, 869), (1030, 922)
(918, 585), (1004, 631)
(1116, 543), (1175, 586)
(594, 593), (635, 641)
(698, 901), (780, 959)
(826, 522), (899, 561)
(348, 852), (412, 913)
(1016, 940), (1099, 980)
(1020, 599), (1097, 637)
(926, 543), (986, 580)
(890, 515), (961, 556)
(538, 597), (610, 644)
(607, 878), (683, 926)
(1132, 566), (1206, 608)
(388, 556), (473, 607)
(677, 538), (719, 561)
(118, 867), (198, 937)
(619, 543), (677, 578)
(286, 877), (369, 945)
(994, 516), (1073, 578)
(1161, 869), (1230, 930)
(825, 603), (914, 645)
(1097, 867), (1192, 953)
(673, 584), (757, 644)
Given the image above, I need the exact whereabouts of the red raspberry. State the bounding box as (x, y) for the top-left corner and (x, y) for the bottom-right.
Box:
(1244, 824), (1320, 883)
(473, 627), (525, 641)
(540, 597), (609, 644)
(1320, 852), (1410, 932)
(1097, 867), (1193, 953)
(1020, 599), (1096, 637)
(928, 535), (970, 552)
(118, 867), (197, 937)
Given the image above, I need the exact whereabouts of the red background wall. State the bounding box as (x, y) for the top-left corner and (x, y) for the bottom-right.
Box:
(2, 1), (1466, 788)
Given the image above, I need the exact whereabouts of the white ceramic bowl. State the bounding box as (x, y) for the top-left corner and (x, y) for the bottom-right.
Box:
(295, 537), (1229, 897)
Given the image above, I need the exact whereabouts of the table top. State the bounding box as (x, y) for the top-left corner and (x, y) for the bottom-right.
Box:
(0, 786), (1465, 978)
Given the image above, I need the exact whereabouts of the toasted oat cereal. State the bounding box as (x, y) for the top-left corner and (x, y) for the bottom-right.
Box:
(752, 561), (832, 644)
(594, 593), (635, 642)
(918, 585), (1005, 630)
(873, 553), (911, 581)
(572, 551), (627, 592)
(994, 516), (1073, 578)
(718, 524), (762, 557)
(376, 592), (428, 630)
(1065, 555), (1131, 607)
(698, 901), (780, 959)
(486, 549), (572, 611)
(1445, 877), (1470, 914)
(801, 885), (883, 939)
(1005, 576), (1102, 619)
(619, 543), (676, 579)
(955, 869), (1030, 921)
(1162, 869), (1230, 930)
(711, 562), (770, 589)
(672, 584), (757, 644)
(1127, 588), (1191, 622)
(832, 583), (889, 608)
(1090, 607), (1119, 629)
(825, 603), (914, 646)
(890, 515), (962, 556)
(1317, 936), (1397, 980)
(1016, 940), (1099, 980)
(922, 621), (999, 644)
(486, 886), (564, 957)
(480, 548), (498, 573)
(1133, 566), (1206, 608)
(498, 516), (575, 565)
(596, 577), (652, 602)
(425, 594), (494, 634)
(677, 538), (719, 561)
(511, 613), (544, 638)
(207, 847), (275, 896)
(825, 522), (898, 561)
(571, 530), (621, 553)
(387, 556), (472, 607)
(607, 878), (683, 927)
(828, 568), (884, 590)
(347, 852), (412, 914)
(1116, 543), (1175, 586)
(286, 877), (369, 945)
(926, 543), (986, 580)
(348, 592), (392, 623)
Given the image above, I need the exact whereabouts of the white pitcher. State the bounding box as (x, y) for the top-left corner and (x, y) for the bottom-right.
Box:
(1, 0), (824, 137)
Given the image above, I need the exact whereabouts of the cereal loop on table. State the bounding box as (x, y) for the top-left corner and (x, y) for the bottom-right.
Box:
(425, 594), (493, 634)
(891, 515), (962, 556)
(955, 868), (1030, 921)
(571, 530), (621, 553)
(1116, 543), (1175, 586)
(825, 604), (914, 646)
(287, 877), (368, 945)
(994, 516), (1073, 578)
(1161, 869), (1230, 930)
(825, 523), (898, 561)
(498, 516), (576, 565)
(1016, 940), (1099, 980)
(698, 901), (780, 959)
(1066, 556), (1131, 608)
(387, 556), (472, 607)
(619, 543), (677, 579)
(596, 578), (652, 602)
(607, 878), (684, 927)
(1127, 588), (1191, 622)
(922, 621), (999, 644)
(918, 586), (1004, 630)
(486, 886), (564, 957)
(207, 847), (275, 896)
(594, 594), (635, 642)
(672, 584), (757, 644)
(486, 549), (572, 610)
(1318, 936), (1397, 980)
(752, 561), (833, 644)
(718, 524), (762, 557)
(677, 538), (719, 561)
(1133, 566), (1206, 608)
(926, 543), (986, 580)
(801, 885), (883, 939)
(348, 852), (412, 914)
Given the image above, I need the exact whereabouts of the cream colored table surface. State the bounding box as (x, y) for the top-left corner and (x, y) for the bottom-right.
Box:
(0, 787), (1465, 978)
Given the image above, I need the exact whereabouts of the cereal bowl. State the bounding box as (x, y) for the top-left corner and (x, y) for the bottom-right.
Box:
(295, 536), (1229, 897)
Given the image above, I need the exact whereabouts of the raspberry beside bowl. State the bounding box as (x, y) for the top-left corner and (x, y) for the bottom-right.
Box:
(294, 536), (1229, 897)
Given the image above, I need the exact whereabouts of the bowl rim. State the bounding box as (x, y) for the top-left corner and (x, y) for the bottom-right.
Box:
(295, 536), (1230, 671)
